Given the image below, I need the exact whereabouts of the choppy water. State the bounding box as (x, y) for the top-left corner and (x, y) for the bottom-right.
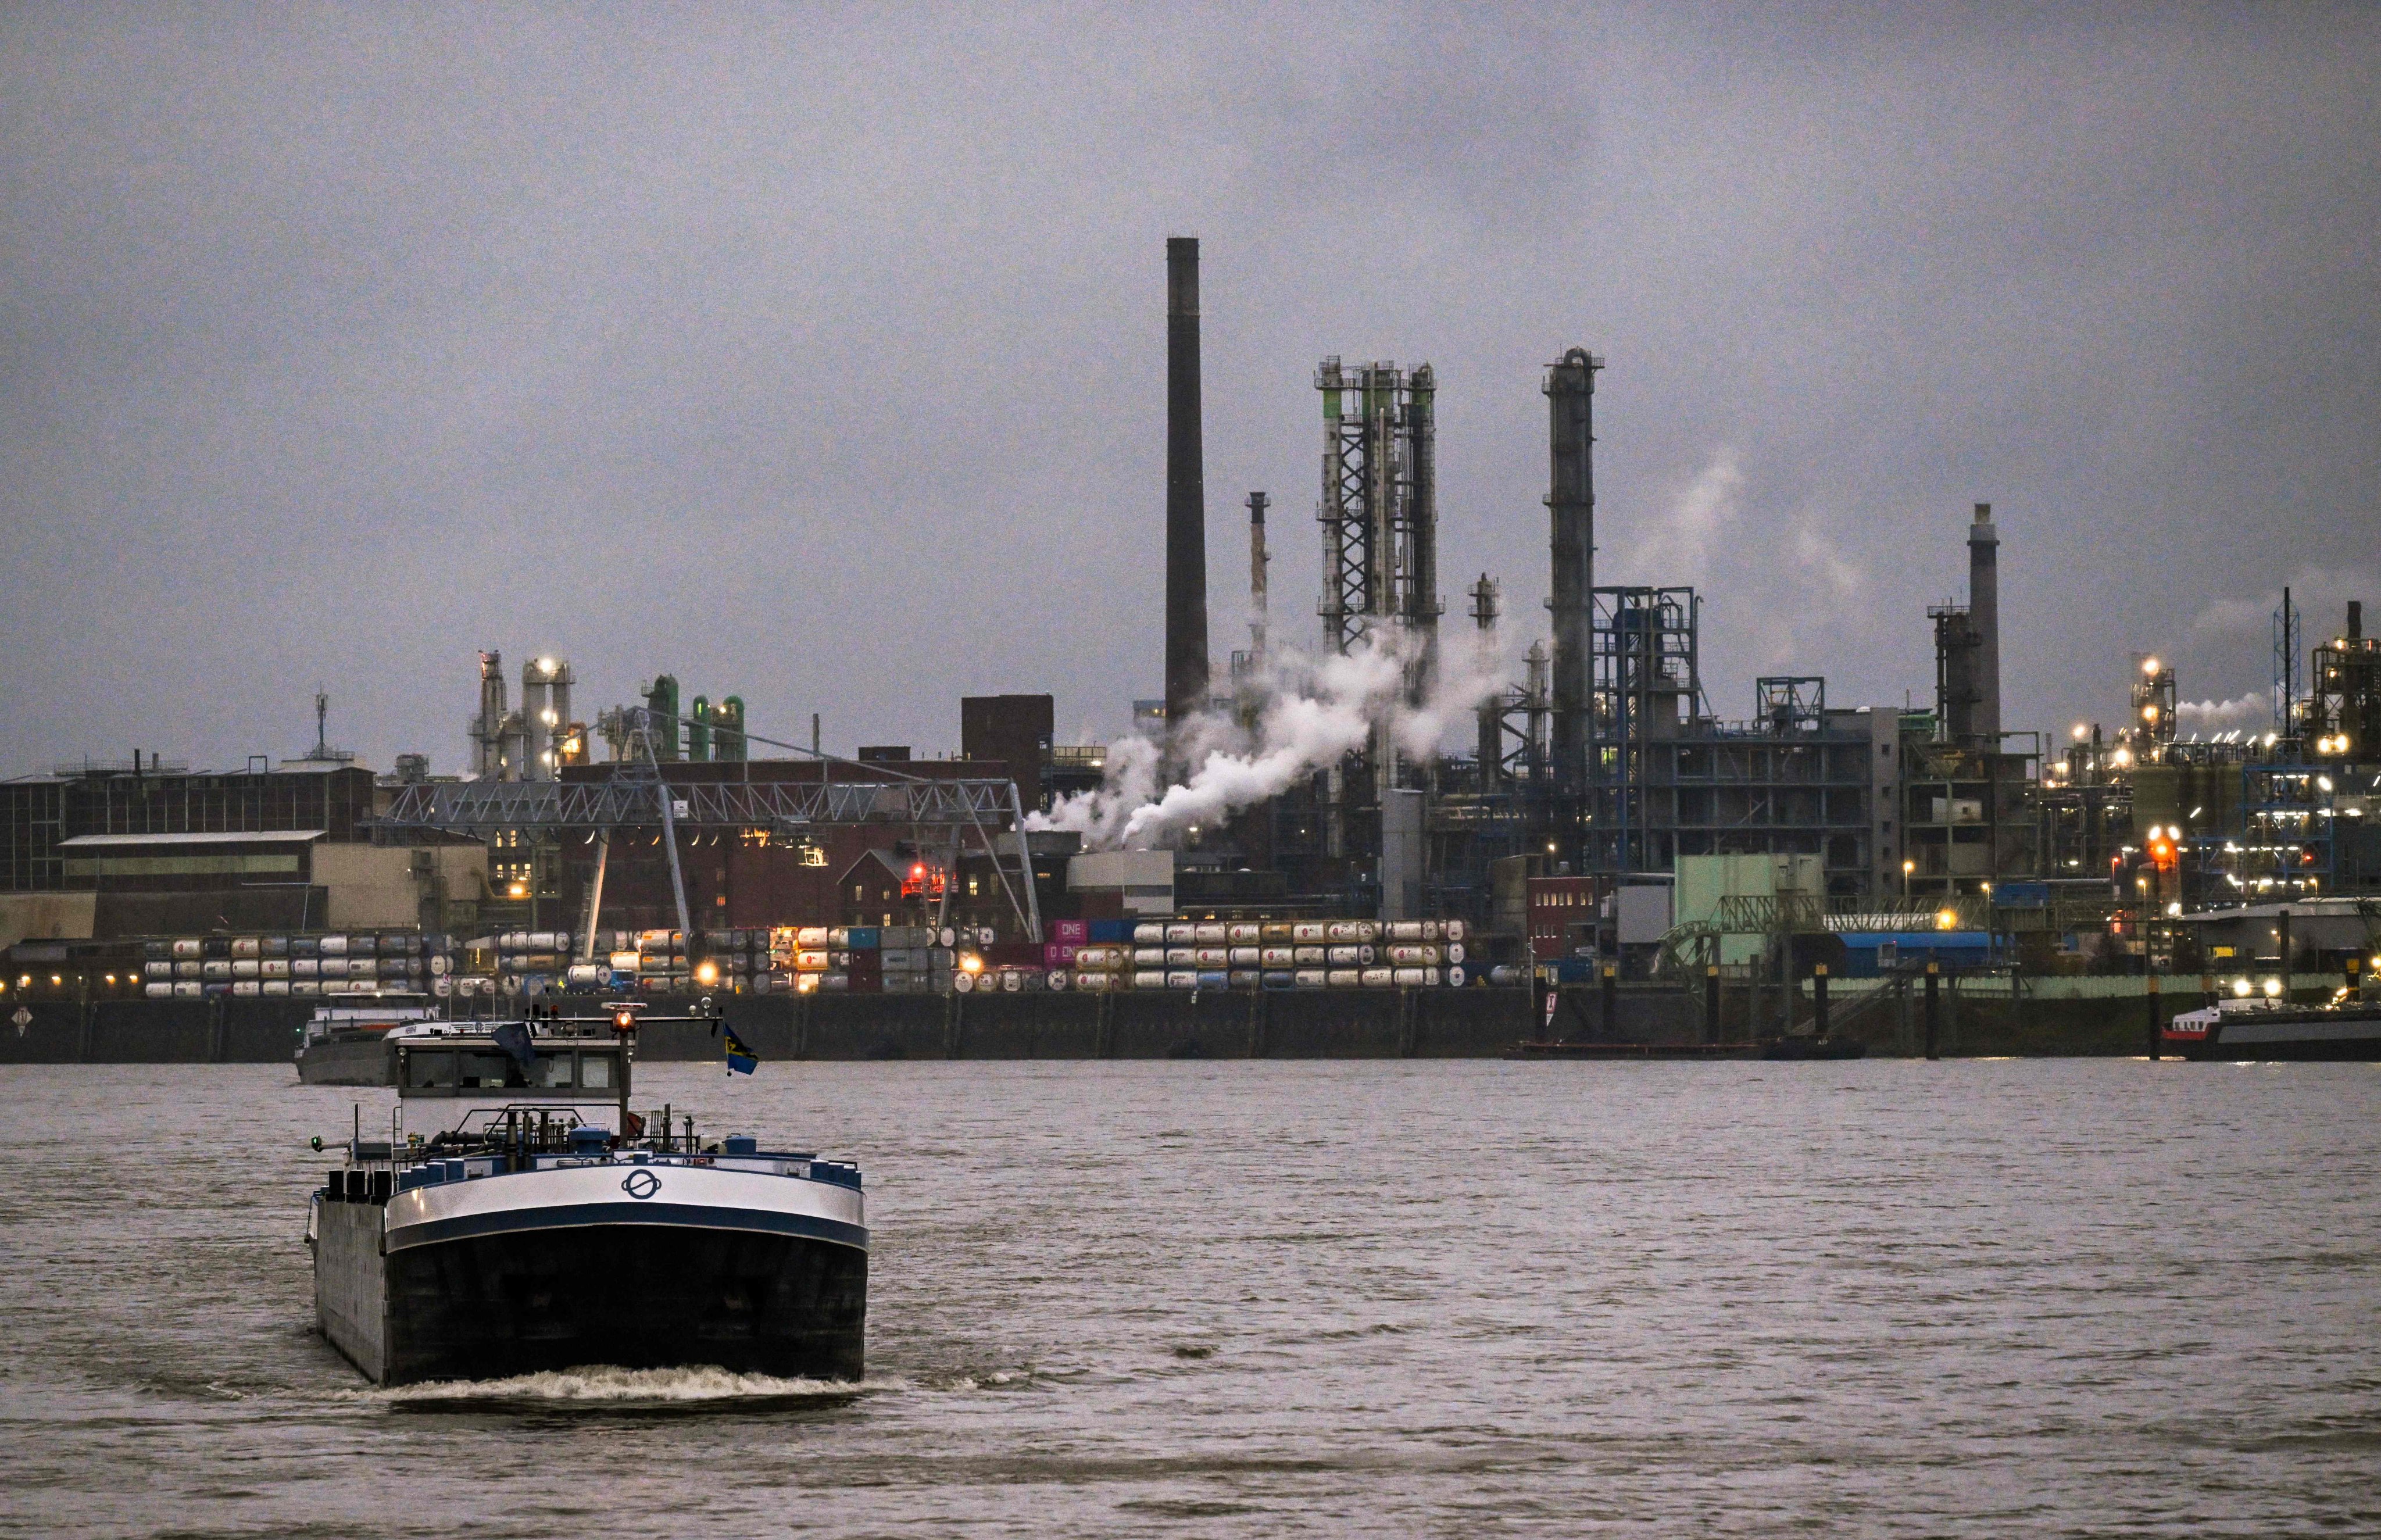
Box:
(2, 1059), (2377, 1537)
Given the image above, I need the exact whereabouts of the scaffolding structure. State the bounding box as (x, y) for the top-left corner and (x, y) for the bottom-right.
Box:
(1314, 359), (1440, 676)
(1585, 587), (1704, 873)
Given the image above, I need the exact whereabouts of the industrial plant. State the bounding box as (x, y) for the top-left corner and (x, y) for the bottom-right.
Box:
(3, 236), (2375, 1056)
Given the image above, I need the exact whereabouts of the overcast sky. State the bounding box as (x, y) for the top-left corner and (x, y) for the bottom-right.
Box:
(4, 4), (2375, 776)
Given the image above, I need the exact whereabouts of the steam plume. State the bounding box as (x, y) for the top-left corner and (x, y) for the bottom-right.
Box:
(1029, 628), (1505, 850)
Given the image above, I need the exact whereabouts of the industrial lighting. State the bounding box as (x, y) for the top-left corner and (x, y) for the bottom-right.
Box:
(1935, 909), (1957, 930)
(2264, 978), (2282, 998)
(694, 959), (721, 987)
(2071, 723), (2089, 741)
(2143, 704), (2160, 723)
(1903, 860), (1915, 874)
(2112, 748), (2132, 767)
(49, 975), (60, 987)
(507, 882), (528, 898)
(960, 954), (984, 975)
(2165, 901), (2182, 917)
(2233, 978), (2251, 997)
(2142, 657), (2161, 676)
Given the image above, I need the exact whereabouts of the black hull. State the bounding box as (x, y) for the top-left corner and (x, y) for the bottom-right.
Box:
(2182, 1041), (2381, 1062)
(367, 1224), (867, 1385)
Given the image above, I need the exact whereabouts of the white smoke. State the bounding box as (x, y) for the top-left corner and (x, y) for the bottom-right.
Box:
(1029, 627), (1506, 851)
(2174, 692), (2270, 735)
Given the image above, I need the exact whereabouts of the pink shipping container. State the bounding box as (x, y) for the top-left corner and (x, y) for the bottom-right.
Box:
(1050, 920), (1088, 944)
(1042, 942), (1081, 966)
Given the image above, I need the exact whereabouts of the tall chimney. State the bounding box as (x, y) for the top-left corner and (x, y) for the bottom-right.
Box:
(1968, 502), (2000, 742)
(1164, 237), (1210, 745)
(1545, 349), (1601, 795)
(1246, 491), (1269, 663)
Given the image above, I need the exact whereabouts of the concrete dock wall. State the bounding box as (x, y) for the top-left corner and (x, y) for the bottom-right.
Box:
(0, 985), (2183, 1064)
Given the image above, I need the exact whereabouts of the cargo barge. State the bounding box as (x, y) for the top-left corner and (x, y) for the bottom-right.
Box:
(2162, 994), (2381, 1061)
(309, 1007), (868, 1385)
(294, 992), (446, 1085)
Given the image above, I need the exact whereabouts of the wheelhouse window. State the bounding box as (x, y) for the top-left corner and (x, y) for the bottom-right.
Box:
(405, 1049), (457, 1088)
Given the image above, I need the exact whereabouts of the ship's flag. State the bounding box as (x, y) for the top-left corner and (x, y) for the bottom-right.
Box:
(492, 1020), (537, 1071)
(723, 1023), (758, 1077)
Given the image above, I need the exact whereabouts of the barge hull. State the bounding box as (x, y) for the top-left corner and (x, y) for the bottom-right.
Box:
(295, 1036), (395, 1086)
(318, 1206), (866, 1385)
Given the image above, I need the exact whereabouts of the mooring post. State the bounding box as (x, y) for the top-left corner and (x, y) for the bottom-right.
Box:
(1704, 964), (1721, 1045)
(1813, 963), (1829, 1038)
(2146, 971), (2161, 1060)
(1924, 963), (1941, 1061)
(1601, 964), (1617, 1040)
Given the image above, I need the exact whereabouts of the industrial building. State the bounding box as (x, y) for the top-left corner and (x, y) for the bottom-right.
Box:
(5, 234), (2375, 1004)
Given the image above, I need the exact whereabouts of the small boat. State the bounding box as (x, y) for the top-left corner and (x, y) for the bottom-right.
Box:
(2163, 992), (2381, 1061)
(309, 1005), (868, 1385)
(294, 993), (446, 1085)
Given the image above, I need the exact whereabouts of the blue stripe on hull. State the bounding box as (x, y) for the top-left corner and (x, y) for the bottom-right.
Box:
(388, 1202), (870, 1254)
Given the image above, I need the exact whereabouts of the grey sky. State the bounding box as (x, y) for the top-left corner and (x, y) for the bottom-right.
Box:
(4, 4), (2375, 775)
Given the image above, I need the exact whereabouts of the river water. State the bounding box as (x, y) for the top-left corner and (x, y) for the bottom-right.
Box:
(2, 1059), (2376, 1536)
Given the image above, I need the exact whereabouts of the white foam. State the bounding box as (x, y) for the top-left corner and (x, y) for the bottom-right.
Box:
(359, 1364), (899, 1405)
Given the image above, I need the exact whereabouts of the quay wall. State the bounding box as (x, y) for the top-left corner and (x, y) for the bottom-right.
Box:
(0, 985), (2185, 1064)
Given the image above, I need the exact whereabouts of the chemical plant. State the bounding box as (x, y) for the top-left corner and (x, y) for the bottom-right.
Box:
(3, 237), (2376, 1042)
